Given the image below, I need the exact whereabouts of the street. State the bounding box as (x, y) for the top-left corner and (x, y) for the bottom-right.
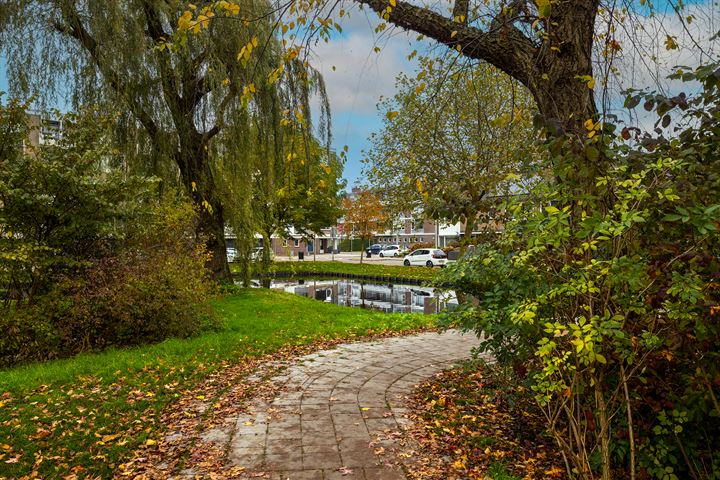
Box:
(274, 252), (405, 265)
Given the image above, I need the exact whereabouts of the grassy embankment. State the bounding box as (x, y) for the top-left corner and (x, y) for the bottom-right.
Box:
(233, 260), (440, 282)
(0, 289), (433, 478)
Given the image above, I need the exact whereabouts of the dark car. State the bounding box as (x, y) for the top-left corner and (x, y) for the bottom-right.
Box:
(365, 244), (383, 255)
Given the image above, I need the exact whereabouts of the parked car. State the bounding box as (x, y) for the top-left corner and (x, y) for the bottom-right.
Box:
(379, 245), (401, 257)
(365, 244), (383, 255)
(403, 248), (447, 267)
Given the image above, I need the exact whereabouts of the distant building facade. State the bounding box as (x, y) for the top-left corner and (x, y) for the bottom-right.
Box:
(24, 113), (63, 153)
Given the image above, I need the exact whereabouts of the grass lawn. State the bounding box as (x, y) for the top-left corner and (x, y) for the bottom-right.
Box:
(0, 289), (433, 478)
(236, 260), (440, 281)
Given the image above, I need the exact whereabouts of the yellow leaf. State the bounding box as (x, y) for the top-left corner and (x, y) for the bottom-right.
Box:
(386, 111), (399, 121)
(535, 0), (551, 18)
(665, 35), (678, 50)
(145, 439), (157, 446)
(389, 0), (397, 6)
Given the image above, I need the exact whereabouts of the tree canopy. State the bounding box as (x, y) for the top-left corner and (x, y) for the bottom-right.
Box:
(0, 0), (338, 278)
(364, 55), (538, 244)
(341, 190), (387, 263)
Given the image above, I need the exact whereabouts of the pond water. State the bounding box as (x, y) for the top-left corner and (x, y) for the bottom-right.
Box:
(255, 278), (457, 314)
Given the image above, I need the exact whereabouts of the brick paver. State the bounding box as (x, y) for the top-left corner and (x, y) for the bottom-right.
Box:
(227, 330), (478, 479)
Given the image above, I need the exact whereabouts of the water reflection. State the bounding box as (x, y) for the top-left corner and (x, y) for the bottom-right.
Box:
(262, 278), (457, 314)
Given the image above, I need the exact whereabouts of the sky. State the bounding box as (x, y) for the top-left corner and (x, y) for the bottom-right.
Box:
(0, 56), (7, 97)
(312, 0), (719, 187)
(307, 9), (424, 187)
(1, 1), (717, 187)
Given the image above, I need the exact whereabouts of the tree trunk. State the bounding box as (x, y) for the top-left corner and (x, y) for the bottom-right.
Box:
(262, 231), (273, 269)
(459, 211), (479, 256)
(177, 136), (231, 281)
(195, 191), (231, 280)
(594, 378), (613, 480)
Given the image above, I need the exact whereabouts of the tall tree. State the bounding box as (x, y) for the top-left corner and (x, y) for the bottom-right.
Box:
(252, 132), (345, 268)
(341, 190), (387, 264)
(365, 56), (538, 249)
(0, 0), (331, 279)
(353, 0), (600, 136)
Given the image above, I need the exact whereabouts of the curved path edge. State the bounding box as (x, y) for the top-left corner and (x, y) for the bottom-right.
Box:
(201, 330), (482, 480)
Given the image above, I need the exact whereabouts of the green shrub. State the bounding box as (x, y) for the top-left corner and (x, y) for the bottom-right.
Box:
(0, 307), (61, 366)
(437, 62), (720, 479)
(0, 103), (218, 367)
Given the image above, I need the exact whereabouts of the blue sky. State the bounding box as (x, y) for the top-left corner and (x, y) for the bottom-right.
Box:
(0, 57), (7, 95)
(314, 0), (718, 186)
(310, 19), (421, 187)
(0, 8), (422, 188)
(2, 1), (716, 187)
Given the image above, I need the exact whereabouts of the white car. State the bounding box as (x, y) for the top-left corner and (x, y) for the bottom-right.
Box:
(403, 248), (448, 267)
(379, 245), (401, 257)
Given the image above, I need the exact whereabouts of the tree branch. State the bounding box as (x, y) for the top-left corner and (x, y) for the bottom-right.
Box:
(54, 9), (160, 139)
(354, 0), (537, 86)
(141, 1), (192, 136)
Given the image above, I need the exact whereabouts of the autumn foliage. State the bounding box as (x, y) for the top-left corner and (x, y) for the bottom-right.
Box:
(341, 190), (387, 263)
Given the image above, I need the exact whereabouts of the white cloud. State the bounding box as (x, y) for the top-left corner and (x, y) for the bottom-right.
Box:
(310, 23), (417, 115)
(599, 2), (718, 97)
(593, 1), (718, 130)
(304, 8), (427, 184)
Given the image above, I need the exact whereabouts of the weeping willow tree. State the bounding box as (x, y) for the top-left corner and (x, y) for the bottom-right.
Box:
(0, 0), (331, 279)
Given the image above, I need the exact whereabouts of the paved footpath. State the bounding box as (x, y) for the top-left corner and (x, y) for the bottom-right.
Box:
(226, 330), (478, 479)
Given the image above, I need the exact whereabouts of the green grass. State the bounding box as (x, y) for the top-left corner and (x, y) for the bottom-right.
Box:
(238, 260), (439, 281)
(487, 462), (522, 480)
(0, 289), (433, 478)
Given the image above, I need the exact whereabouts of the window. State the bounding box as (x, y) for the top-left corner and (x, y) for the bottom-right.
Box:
(294, 239), (300, 247)
(282, 238), (288, 247)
